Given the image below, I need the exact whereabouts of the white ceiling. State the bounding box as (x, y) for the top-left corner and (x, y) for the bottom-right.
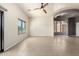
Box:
(17, 3), (54, 17)
(17, 3), (79, 18)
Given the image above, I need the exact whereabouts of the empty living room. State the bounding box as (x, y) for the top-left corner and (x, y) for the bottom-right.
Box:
(1, 1), (79, 58)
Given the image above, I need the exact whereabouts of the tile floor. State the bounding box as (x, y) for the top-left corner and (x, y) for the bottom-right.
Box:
(0, 36), (79, 56)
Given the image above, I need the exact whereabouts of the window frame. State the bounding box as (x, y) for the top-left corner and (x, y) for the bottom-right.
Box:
(18, 18), (26, 35)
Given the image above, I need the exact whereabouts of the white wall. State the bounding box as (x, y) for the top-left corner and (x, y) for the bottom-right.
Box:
(0, 3), (29, 51)
(30, 16), (53, 36)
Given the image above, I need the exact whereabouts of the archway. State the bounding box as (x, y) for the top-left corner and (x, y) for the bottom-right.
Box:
(54, 9), (79, 36)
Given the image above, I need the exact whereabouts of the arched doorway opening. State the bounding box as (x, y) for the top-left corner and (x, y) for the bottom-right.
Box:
(54, 9), (79, 36)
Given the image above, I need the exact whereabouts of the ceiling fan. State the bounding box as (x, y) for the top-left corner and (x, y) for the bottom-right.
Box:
(27, 3), (48, 14)
(34, 3), (48, 14)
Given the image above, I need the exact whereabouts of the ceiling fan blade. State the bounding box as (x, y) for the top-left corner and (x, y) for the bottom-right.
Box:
(43, 9), (47, 13)
(43, 3), (48, 8)
(33, 8), (41, 10)
(41, 3), (44, 8)
(33, 3), (44, 10)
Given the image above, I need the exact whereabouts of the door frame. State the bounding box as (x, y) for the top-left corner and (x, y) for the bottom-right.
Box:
(0, 10), (4, 52)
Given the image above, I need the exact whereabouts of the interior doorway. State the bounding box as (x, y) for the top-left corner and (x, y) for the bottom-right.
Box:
(68, 17), (76, 36)
(54, 9), (79, 37)
(0, 10), (4, 52)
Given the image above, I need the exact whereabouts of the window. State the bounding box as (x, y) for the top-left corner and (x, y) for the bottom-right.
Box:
(54, 21), (65, 32)
(18, 19), (26, 34)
